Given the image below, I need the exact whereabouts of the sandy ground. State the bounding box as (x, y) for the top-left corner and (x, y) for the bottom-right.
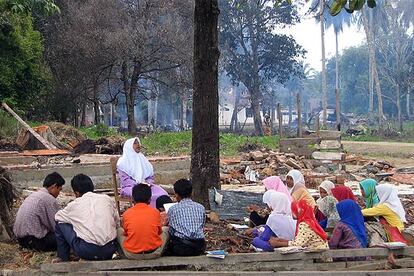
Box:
(343, 141), (414, 166)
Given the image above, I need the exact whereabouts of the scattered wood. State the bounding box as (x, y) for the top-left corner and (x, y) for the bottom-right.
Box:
(16, 125), (69, 150)
(20, 149), (70, 156)
(1, 102), (56, 150)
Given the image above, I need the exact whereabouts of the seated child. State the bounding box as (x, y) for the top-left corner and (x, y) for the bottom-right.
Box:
(54, 174), (119, 261)
(251, 191), (296, 252)
(156, 195), (173, 226)
(117, 184), (168, 259)
(165, 179), (205, 256)
(316, 195), (340, 230)
(269, 199), (329, 251)
(329, 199), (367, 250)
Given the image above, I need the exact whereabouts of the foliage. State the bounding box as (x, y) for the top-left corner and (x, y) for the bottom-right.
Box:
(0, 12), (52, 118)
(327, 0), (377, 16)
(1, 0), (59, 16)
(220, 0), (304, 135)
(0, 110), (19, 139)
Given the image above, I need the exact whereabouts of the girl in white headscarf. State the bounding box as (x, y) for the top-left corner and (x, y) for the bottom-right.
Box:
(117, 137), (168, 208)
(362, 184), (406, 231)
(251, 191), (296, 252)
(285, 170), (316, 208)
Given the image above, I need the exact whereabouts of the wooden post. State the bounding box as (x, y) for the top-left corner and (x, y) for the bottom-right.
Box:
(297, 93), (302, 138)
(336, 87), (341, 131)
(1, 102), (56, 150)
(277, 103), (283, 139)
(316, 113), (320, 137)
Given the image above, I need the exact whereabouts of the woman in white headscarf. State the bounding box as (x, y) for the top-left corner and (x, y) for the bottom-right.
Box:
(362, 184), (406, 232)
(117, 137), (168, 208)
(251, 191), (296, 252)
(285, 170), (316, 208)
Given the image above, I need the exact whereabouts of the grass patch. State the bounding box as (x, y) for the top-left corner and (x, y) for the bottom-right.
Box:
(141, 131), (192, 156)
(79, 124), (121, 140)
(220, 134), (279, 156)
(140, 131), (279, 156)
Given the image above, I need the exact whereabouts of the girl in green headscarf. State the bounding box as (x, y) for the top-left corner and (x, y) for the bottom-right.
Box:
(359, 179), (379, 208)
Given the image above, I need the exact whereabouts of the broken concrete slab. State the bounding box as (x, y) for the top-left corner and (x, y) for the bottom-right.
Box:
(312, 152), (345, 161)
(318, 130), (341, 140)
(319, 140), (342, 150)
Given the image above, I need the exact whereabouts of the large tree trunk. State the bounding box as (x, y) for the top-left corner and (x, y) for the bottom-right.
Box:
(335, 31), (341, 131)
(80, 101), (87, 127)
(320, 0), (328, 127)
(250, 91), (263, 135)
(191, 0), (220, 208)
(247, 3), (263, 136)
(396, 83), (402, 131)
(92, 82), (100, 125)
(230, 88), (240, 133)
(362, 9), (384, 126)
(122, 61), (140, 135)
(407, 86), (411, 117)
(368, 48), (374, 114)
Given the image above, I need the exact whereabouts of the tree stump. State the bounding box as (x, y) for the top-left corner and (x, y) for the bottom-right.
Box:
(16, 125), (68, 150)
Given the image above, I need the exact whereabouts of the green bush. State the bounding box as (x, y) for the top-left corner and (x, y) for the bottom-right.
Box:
(0, 110), (19, 139)
(80, 124), (119, 139)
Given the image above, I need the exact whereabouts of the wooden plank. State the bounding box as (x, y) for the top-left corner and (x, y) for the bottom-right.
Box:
(79, 271), (414, 276)
(312, 151), (344, 161)
(20, 149), (69, 156)
(318, 130), (341, 140)
(2, 102), (56, 150)
(41, 247), (414, 274)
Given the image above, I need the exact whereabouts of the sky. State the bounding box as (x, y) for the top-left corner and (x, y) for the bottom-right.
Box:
(281, 6), (367, 72)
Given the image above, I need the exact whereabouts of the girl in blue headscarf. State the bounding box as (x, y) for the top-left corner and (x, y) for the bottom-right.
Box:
(329, 199), (367, 251)
(360, 179), (379, 208)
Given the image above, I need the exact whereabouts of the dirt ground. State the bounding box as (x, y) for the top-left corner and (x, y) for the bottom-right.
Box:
(343, 141), (414, 167)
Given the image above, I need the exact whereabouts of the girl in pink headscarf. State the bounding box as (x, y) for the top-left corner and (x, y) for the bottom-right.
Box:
(248, 176), (292, 226)
(262, 176), (293, 201)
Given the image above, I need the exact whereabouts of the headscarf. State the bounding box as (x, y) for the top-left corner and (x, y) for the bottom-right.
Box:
(376, 184), (407, 223)
(318, 180), (335, 196)
(336, 199), (367, 247)
(262, 176), (292, 201)
(360, 179), (379, 208)
(316, 196), (340, 229)
(291, 199), (327, 241)
(117, 137), (154, 183)
(286, 169), (305, 194)
(262, 190), (296, 240)
(331, 186), (357, 202)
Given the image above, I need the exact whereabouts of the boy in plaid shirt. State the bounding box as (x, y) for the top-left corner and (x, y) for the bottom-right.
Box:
(165, 179), (206, 256)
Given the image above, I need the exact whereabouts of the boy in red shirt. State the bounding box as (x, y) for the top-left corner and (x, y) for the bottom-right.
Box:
(117, 184), (168, 259)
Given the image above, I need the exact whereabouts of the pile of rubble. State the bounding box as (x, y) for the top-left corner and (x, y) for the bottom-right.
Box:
(220, 148), (414, 190)
(220, 148), (342, 189)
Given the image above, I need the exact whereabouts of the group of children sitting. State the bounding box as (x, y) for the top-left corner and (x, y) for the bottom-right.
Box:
(12, 136), (409, 262)
(13, 172), (206, 261)
(247, 170), (408, 253)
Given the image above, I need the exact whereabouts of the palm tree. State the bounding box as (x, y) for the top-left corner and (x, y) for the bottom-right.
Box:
(312, 0), (352, 130)
(324, 10), (352, 130)
(354, 1), (388, 126)
(396, 0), (414, 116)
